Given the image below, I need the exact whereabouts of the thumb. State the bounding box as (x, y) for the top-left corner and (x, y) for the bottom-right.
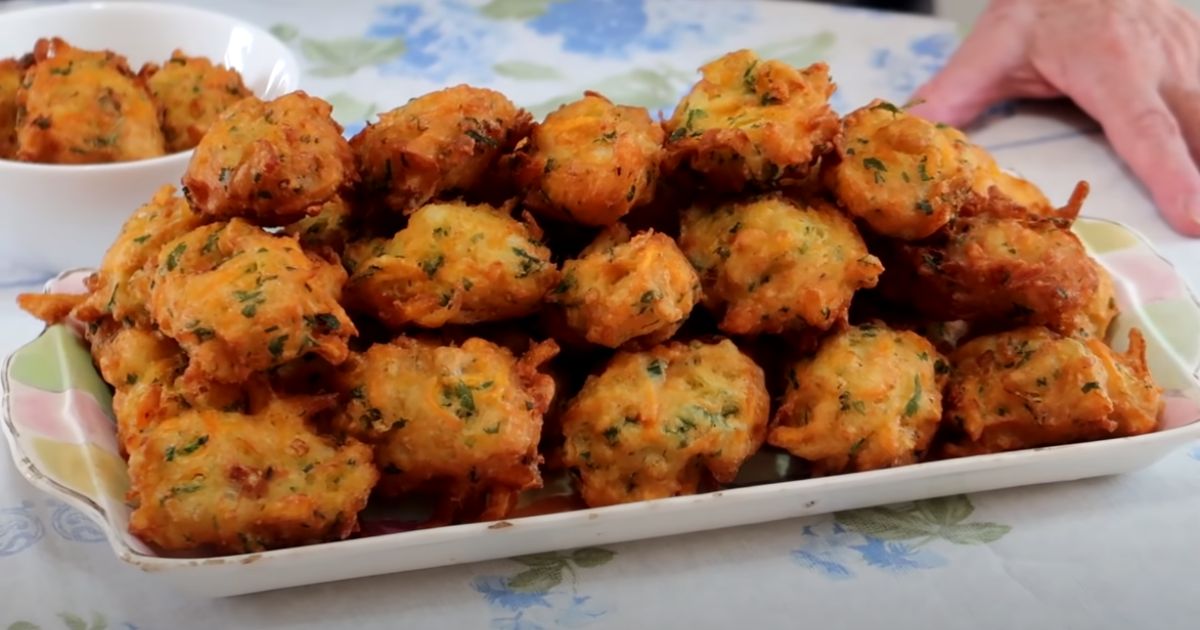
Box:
(908, 8), (1034, 126)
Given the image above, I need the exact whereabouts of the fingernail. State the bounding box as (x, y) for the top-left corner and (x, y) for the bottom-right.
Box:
(1181, 196), (1200, 236)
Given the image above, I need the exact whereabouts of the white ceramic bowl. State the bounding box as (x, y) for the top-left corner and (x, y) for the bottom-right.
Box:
(0, 1), (300, 273)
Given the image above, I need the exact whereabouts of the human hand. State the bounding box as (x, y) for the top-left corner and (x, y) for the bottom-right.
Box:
(909, 0), (1200, 236)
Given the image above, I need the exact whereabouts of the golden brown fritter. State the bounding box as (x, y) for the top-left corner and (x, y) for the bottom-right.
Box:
(127, 393), (377, 554)
(1063, 258), (1119, 340)
(140, 49), (252, 153)
(827, 100), (972, 239)
(884, 209), (1098, 333)
(954, 134), (1054, 218)
(679, 193), (882, 335)
(345, 200), (558, 329)
(15, 38), (165, 164)
(561, 339), (769, 507)
(335, 337), (557, 521)
(149, 219), (356, 385)
(509, 92), (663, 226)
(351, 85), (532, 213)
(15, 292), (85, 327)
(941, 327), (1161, 456)
(663, 49), (839, 191)
(768, 323), (947, 475)
(282, 194), (355, 254)
(182, 91), (354, 225)
(0, 56), (27, 158)
(73, 185), (206, 327)
(549, 224), (700, 348)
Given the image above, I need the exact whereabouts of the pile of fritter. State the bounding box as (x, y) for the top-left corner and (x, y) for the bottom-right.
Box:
(0, 38), (250, 163)
(18, 48), (1163, 555)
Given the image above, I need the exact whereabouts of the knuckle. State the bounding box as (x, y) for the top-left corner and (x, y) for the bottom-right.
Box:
(1129, 107), (1180, 139)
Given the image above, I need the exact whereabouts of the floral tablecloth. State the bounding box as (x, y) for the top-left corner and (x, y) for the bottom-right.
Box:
(1, 1), (1198, 628)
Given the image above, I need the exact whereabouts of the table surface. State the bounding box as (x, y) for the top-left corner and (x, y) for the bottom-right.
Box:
(1, 1), (1198, 628)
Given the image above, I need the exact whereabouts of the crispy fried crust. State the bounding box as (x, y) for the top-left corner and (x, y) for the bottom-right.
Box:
(664, 49), (839, 191)
(509, 92), (663, 226)
(562, 338), (769, 507)
(183, 91), (354, 225)
(680, 193), (882, 335)
(351, 85), (532, 213)
(140, 49), (252, 152)
(16, 38), (165, 164)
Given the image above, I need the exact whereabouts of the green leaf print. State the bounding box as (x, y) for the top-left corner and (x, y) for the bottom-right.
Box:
(299, 37), (406, 77)
(755, 31), (837, 67)
(480, 0), (562, 20)
(836, 495), (1011, 546)
(512, 551), (566, 567)
(493, 61), (565, 81)
(8, 622), (40, 630)
(570, 547), (616, 567)
(325, 91), (378, 126)
(269, 23), (299, 43)
(525, 66), (693, 119)
(507, 564), (564, 592)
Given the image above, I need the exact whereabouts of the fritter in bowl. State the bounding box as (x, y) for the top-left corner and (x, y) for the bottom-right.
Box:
(16, 37), (165, 163)
(182, 91), (354, 225)
(768, 323), (947, 475)
(679, 193), (882, 335)
(140, 49), (252, 152)
(561, 338), (769, 507)
(510, 92), (663, 226)
(549, 224), (701, 348)
(345, 200), (558, 329)
(663, 49), (838, 191)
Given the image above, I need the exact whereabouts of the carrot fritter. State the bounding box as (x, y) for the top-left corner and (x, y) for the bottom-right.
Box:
(140, 49), (252, 153)
(344, 200), (558, 329)
(0, 56), (28, 158)
(149, 219), (356, 385)
(71, 185), (206, 327)
(282, 194), (355, 254)
(182, 91), (354, 225)
(127, 393), (377, 553)
(561, 338), (769, 507)
(663, 49), (839, 191)
(679, 193), (882, 335)
(827, 100), (972, 239)
(768, 323), (946, 475)
(15, 38), (164, 164)
(509, 92), (663, 226)
(549, 224), (700, 348)
(351, 85), (532, 213)
(335, 337), (557, 521)
(1063, 258), (1119, 340)
(941, 327), (1161, 456)
(16, 292), (85, 327)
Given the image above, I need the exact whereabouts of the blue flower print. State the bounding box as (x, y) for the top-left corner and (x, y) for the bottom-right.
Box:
(473, 575), (553, 611)
(472, 548), (615, 629)
(0, 500), (45, 557)
(789, 524), (856, 580)
(528, 0), (752, 59)
(849, 537), (947, 573)
(369, 2), (500, 83)
(870, 31), (957, 97)
(48, 500), (105, 543)
(1189, 444), (1200, 461)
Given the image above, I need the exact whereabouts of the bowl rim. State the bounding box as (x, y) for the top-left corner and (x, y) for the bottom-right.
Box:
(0, 0), (301, 173)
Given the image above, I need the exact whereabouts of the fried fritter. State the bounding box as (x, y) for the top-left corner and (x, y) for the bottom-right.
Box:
(679, 193), (882, 335)
(352, 85), (531, 213)
(149, 219), (356, 385)
(345, 200), (558, 329)
(768, 323), (946, 475)
(183, 91), (354, 225)
(827, 100), (971, 239)
(16, 38), (164, 164)
(941, 327), (1161, 456)
(955, 135), (1054, 218)
(510, 92), (663, 226)
(282, 194), (355, 254)
(549, 224), (700, 348)
(0, 56), (27, 158)
(71, 185), (206, 327)
(1063, 258), (1119, 340)
(884, 209), (1097, 333)
(335, 337), (557, 521)
(16, 292), (85, 327)
(140, 49), (252, 153)
(127, 393), (377, 553)
(561, 339), (769, 507)
(663, 49), (838, 191)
